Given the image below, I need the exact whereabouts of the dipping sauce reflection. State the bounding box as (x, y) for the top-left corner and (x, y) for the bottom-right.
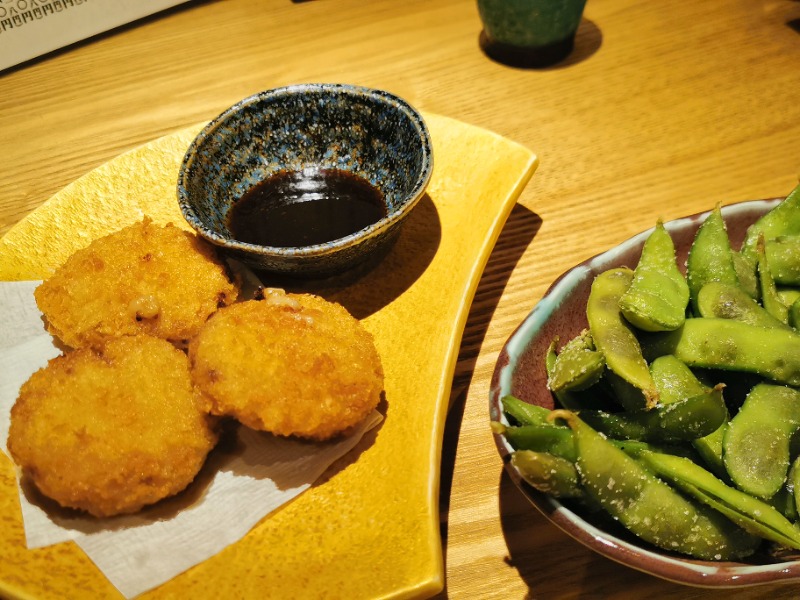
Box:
(227, 168), (387, 247)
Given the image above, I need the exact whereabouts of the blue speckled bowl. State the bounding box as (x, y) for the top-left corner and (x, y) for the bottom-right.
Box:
(490, 199), (800, 587)
(177, 84), (433, 277)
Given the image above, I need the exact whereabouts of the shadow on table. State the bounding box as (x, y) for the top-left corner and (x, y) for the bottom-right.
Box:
(559, 18), (603, 68)
(496, 469), (768, 598)
(496, 468), (622, 598)
(434, 204), (542, 597)
(261, 192), (441, 319)
(449, 203), (543, 403)
(479, 18), (603, 71)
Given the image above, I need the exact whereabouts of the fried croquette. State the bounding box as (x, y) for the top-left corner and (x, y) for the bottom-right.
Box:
(7, 335), (218, 518)
(189, 291), (384, 441)
(34, 218), (239, 348)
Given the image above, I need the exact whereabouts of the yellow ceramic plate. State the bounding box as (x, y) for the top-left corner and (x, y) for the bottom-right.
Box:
(0, 112), (537, 600)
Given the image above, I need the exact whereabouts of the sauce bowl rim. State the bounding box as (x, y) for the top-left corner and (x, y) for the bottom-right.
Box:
(176, 83), (433, 258)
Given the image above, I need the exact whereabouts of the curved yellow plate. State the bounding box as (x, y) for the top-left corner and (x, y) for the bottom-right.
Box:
(0, 112), (537, 600)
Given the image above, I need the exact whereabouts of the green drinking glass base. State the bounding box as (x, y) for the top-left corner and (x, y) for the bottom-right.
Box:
(479, 31), (576, 68)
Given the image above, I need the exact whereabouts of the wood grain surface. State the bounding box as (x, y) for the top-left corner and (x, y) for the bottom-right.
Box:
(2, 0), (800, 598)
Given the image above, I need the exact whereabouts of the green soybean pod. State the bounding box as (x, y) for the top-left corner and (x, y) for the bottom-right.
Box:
(587, 268), (658, 408)
(742, 183), (800, 261)
(611, 438), (700, 461)
(619, 221), (690, 332)
(732, 250), (759, 299)
(545, 341), (583, 410)
(501, 394), (552, 427)
(511, 450), (583, 498)
(625, 448), (798, 551)
(603, 369), (651, 412)
(791, 297), (800, 330)
(650, 354), (706, 404)
(723, 384), (800, 500)
(686, 205), (740, 314)
(502, 424), (578, 461)
(765, 236), (800, 286)
(578, 386), (726, 443)
(696, 281), (790, 330)
(547, 330), (605, 393)
(576, 409), (648, 440)
(770, 487), (798, 523)
(545, 341), (617, 411)
(790, 456), (800, 519)
(757, 235), (790, 325)
(693, 423), (728, 482)
(550, 410), (759, 560)
(778, 287), (800, 308)
(650, 354), (729, 477)
(641, 318), (800, 387)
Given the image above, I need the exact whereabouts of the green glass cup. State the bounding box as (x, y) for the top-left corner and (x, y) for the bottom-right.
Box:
(477, 0), (588, 67)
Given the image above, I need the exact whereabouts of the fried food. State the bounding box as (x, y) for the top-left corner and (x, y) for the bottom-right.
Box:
(34, 218), (238, 348)
(189, 291), (384, 441)
(7, 335), (218, 518)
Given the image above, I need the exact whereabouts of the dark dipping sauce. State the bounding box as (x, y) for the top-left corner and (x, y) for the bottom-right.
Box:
(227, 168), (387, 247)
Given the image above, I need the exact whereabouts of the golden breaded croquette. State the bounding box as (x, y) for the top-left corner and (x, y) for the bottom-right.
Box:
(189, 291), (384, 441)
(7, 335), (218, 518)
(34, 218), (238, 348)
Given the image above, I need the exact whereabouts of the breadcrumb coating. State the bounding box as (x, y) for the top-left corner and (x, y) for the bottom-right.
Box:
(189, 292), (384, 441)
(34, 218), (238, 348)
(8, 335), (218, 517)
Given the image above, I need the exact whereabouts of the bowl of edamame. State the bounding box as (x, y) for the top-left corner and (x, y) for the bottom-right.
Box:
(490, 187), (800, 586)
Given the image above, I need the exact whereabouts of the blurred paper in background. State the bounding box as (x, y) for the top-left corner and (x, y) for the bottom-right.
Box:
(0, 0), (189, 71)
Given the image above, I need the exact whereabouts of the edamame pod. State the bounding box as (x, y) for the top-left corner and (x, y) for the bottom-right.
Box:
(619, 221), (690, 332)
(723, 384), (800, 499)
(605, 369), (653, 412)
(501, 394), (552, 426)
(765, 236), (800, 286)
(545, 342), (617, 411)
(547, 330), (605, 393)
(732, 251), (759, 299)
(511, 450), (583, 498)
(501, 424), (577, 461)
(611, 439), (699, 461)
(550, 410), (759, 560)
(546, 341), (580, 410)
(650, 354), (706, 404)
(693, 424), (728, 482)
(577, 409), (647, 440)
(641, 318), (800, 386)
(587, 268), (658, 408)
(778, 287), (800, 308)
(686, 205), (740, 314)
(625, 448), (795, 551)
(790, 456), (800, 520)
(650, 354), (729, 477)
(742, 183), (800, 260)
(696, 281), (790, 330)
(578, 386), (726, 443)
(757, 235), (790, 325)
(791, 297), (800, 330)
(770, 487), (798, 523)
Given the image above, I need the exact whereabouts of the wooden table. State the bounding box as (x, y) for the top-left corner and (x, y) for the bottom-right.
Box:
(2, 0), (799, 597)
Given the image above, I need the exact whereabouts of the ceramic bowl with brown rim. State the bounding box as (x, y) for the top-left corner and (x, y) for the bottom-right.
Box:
(177, 84), (433, 278)
(489, 198), (800, 587)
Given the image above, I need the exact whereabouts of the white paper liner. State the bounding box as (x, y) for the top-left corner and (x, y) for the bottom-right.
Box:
(0, 280), (383, 598)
